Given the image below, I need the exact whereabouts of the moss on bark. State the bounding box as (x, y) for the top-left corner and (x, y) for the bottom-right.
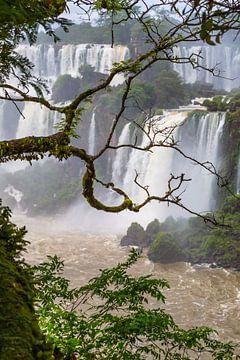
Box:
(0, 203), (53, 359)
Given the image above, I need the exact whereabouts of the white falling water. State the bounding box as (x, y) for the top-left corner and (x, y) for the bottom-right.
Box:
(17, 44), (130, 87)
(112, 111), (226, 219)
(88, 111), (96, 154)
(0, 43), (130, 179)
(172, 45), (240, 91)
(112, 122), (132, 186)
(0, 101), (5, 140)
(9, 44), (130, 142)
(4, 185), (23, 209)
(16, 103), (60, 138)
(173, 112), (226, 213)
(121, 112), (187, 205)
(16, 43), (240, 91)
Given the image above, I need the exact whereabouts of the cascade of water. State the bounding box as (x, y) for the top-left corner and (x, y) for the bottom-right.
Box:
(88, 111), (96, 155)
(4, 185), (23, 209)
(122, 113), (187, 205)
(112, 122), (132, 186)
(173, 112), (226, 213)
(16, 103), (60, 138)
(173, 45), (240, 91)
(0, 43), (130, 184)
(7, 44), (130, 146)
(17, 43), (129, 85)
(0, 101), (5, 140)
(113, 111), (225, 218)
(59, 44), (129, 86)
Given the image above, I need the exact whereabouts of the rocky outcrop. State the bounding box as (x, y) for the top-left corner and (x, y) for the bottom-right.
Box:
(120, 196), (240, 269)
(120, 222), (151, 248)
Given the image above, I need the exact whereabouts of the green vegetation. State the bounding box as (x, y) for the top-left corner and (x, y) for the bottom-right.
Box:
(0, 161), (82, 215)
(0, 202), (52, 359)
(1, 203), (239, 359)
(52, 67), (108, 103)
(121, 222), (150, 247)
(97, 73), (225, 123)
(52, 75), (82, 103)
(148, 232), (186, 263)
(203, 96), (229, 112)
(121, 196), (240, 270)
(0, 0), (69, 88)
(203, 92), (240, 112)
(34, 250), (239, 359)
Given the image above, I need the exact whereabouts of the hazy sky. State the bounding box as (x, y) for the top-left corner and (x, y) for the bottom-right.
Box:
(63, 1), (159, 23)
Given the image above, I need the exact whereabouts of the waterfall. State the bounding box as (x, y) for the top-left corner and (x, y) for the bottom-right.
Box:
(88, 111), (96, 154)
(0, 101), (5, 140)
(121, 112), (187, 205)
(172, 112), (226, 213)
(112, 122), (132, 186)
(112, 111), (225, 218)
(0, 43), (129, 163)
(172, 45), (240, 91)
(17, 43), (240, 90)
(4, 43), (130, 145)
(17, 43), (130, 86)
(4, 185), (23, 209)
(16, 103), (60, 138)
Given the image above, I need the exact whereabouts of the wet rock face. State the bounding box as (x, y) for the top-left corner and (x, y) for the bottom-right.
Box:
(120, 222), (151, 248)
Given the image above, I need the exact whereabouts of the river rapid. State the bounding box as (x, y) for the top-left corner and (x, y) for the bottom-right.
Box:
(14, 215), (240, 344)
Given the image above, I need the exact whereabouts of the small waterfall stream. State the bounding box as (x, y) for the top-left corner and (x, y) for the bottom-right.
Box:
(112, 122), (132, 186)
(88, 111), (96, 155)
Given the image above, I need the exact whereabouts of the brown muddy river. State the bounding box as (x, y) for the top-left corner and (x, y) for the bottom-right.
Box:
(15, 215), (240, 344)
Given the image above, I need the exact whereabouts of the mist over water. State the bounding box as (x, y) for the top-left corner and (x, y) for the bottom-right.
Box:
(12, 213), (240, 344)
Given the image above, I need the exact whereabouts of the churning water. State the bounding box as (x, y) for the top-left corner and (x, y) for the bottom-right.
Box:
(14, 214), (240, 344)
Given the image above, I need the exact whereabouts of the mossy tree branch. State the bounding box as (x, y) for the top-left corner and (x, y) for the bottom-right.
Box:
(0, 0), (239, 223)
